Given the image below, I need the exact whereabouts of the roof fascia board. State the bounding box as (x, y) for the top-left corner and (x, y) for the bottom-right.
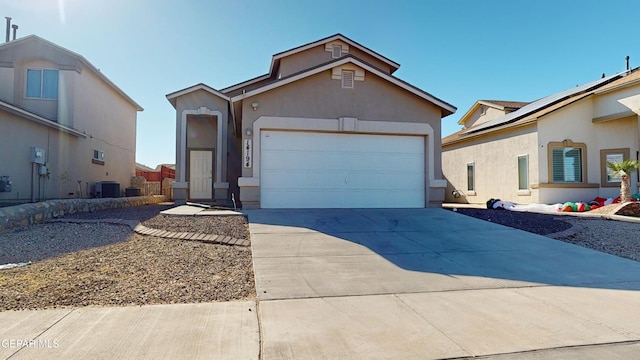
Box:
(443, 119), (537, 147)
(166, 83), (230, 102)
(268, 34), (400, 75)
(464, 74), (621, 134)
(220, 74), (271, 93)
(592, 110), (636, 123)
(593, 76), (640, 96)
(0, 100), (87, 137)
(231, 57), (456, 114)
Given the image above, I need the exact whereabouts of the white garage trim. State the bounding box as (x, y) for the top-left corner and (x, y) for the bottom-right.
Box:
(240, 116), (445, 189)
(260, 131), (425, 208)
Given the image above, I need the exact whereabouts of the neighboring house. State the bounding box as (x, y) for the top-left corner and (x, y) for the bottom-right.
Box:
(442, 67), (640, 205)
(166, 34), (456, 209)
(0, 35), (143, 205)
(456, 100), (529, 130)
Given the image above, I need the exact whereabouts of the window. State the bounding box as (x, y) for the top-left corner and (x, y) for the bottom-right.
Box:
(26, 69), (58, 99)
(332, 44), (342, 58)
(518, 155), (528, 190)
(341, 70), (354, 89)
(600, 148), (630, 187)
(92, 150), (105, 165)
(467, 163), (475, 191)
(552, 147), (582, 182)
(548, 141), (586, 183)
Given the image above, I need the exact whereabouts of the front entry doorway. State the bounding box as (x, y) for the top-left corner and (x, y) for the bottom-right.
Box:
(189, 150), (213, 199)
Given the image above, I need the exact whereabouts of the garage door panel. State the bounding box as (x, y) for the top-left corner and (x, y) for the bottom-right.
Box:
(261, 131), (425, 208)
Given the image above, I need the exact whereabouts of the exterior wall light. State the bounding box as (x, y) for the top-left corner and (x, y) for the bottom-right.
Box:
(245, 128), (252, 136)
(251, 102), (259, 111)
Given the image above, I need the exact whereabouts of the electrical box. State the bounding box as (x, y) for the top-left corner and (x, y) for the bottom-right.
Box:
(30, 147), (46, 164)
(0, 176), (11, 192)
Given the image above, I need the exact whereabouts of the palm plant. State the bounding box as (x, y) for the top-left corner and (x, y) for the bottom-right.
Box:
(606, 159), (640, 203)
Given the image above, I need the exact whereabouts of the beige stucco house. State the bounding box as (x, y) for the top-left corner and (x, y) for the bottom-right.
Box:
(443, 67), (640, 205)
(0, 35), (143, 205)
(167, 34), (456, 209)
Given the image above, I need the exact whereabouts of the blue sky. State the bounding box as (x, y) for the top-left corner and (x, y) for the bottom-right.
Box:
(2, 0), (639, 168)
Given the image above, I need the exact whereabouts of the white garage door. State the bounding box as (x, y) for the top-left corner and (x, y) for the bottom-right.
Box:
(260, 131), (425, 208)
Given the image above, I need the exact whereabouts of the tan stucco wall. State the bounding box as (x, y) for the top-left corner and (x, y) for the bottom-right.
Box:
(537, 100), (639, 202)
(240, 69), (443, 178)
(0, 40), (139, 203)
(464, 106), (507, 129)
(0, 111), (82, 202)
(72, 67), (138, 192)
(0, 67), (14, 102)
(176, 90), (229, 181)
(442, 125), (539, 204)
(444, 86), (640, 206)
(278, 44), (394, 78)
(238, 68), (445, 208)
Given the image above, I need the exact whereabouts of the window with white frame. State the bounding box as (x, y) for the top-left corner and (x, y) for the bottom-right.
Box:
(549, 141), (586, 183)
(517, 155), (528, 190)
(93, 149), (105, 165)
(467, 163), (475, 191)
(26, 69), (58, 99)
(341, 70), (354, 89)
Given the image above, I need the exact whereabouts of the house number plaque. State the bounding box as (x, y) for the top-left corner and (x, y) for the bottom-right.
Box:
(243, 139), (252, 168)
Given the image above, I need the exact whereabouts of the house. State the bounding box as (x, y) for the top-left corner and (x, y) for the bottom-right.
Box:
(166, 34), (456, 209)
(0, 34), (143, 205)
(457, 100), (529, 130)
(442, 67), (640, 205)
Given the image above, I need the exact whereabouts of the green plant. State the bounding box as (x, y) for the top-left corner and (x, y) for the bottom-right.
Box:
(606, 159), (640, 203)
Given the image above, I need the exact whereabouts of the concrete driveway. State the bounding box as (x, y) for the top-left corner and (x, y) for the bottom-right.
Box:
(247, 208), (640, 359)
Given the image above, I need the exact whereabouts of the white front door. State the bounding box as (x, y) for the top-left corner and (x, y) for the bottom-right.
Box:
(260, 131), (425, 208)
(190, 150), (213, 199)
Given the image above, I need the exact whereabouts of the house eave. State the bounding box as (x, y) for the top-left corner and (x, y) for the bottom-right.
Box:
(268, 34), (401, 77)
(0, 35), (143, 111)
(166, 83), (231, 108)
(231, 56), (456, 115)
(0, 100), (87, 137)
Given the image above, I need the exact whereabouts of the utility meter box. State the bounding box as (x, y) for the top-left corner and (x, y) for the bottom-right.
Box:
(30, 147), (46, 164)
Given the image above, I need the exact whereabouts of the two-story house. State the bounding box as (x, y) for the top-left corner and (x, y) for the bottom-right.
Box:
(0, 35), (142, 205)
(166, 34), (456, 209)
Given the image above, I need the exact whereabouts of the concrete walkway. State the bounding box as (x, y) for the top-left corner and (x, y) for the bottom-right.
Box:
(247, 208), (640, 359)
(2, 207), (640, 359)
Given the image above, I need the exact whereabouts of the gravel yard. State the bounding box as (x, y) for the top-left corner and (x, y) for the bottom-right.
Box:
(453, 207), (640, 262)
(0, 204), (254, 311)
(2, 203), (640, 312)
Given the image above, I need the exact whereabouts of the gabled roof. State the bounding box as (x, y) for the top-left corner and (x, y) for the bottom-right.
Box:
(463, 73), (622, 134)
(0, 35), (143, 111)
(230, 55), (456, 117)
(457, 99), (529, 125)
(269, 33), (400, 75)
(218, 33), (401, 95)
(166, 83), (230, 108)
(0, 98), (87, 137)
(444, 68), (640, 146)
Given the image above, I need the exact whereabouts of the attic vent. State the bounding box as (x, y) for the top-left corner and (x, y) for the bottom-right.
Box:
(332, 44), (342, 58)
(341, 70), (354, 89)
